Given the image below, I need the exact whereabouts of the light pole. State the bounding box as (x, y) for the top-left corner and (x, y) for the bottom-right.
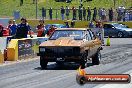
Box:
(36, 0), (38, 19)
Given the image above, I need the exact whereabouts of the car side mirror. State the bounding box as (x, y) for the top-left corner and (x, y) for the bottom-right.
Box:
(112, 27), (115, 29)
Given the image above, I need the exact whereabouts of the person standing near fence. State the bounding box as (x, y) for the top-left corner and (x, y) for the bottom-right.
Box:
(49, 7), (52, 20)
(60, 6), (65, 20)
(78, 6), (83, 20)
(66, 6), (70, 20)
(72, 6), (77, 20)
(101, 8), (107, 21)
(95, 20), (104, 45)
(87, 7), (91, 21)
(98, 8), (102, 20)
(42, 7), (46, 20)
(109, 8), (113, 21)
(93, 7), (97, 21)
(83, 7), (86, 20)
(117, 6), (125, 21)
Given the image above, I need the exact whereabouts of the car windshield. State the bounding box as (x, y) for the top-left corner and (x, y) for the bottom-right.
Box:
(112, 24), (128, 28)
(49, 30), (85, 40)
(45, 24), (65, 31)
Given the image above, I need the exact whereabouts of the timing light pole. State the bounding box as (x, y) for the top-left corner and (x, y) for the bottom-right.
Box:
(36, 0), (38, 19)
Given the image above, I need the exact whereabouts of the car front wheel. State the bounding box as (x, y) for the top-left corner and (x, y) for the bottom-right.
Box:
(80, 52), (88, 69)
(92, 51), (101, 65)
(40, 56), (48, 69)
(117, 32), (124, 38)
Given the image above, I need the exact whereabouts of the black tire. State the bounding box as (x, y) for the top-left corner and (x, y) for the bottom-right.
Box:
(79, 76), (86, 85)
(40, 56), (48, 69)
(92, 51), (101, 65)
(80, 52), (88, 69)
(117, 31), (124, 38)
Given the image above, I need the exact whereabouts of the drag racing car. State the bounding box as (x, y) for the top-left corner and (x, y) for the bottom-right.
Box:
(37, 28), (103, 69)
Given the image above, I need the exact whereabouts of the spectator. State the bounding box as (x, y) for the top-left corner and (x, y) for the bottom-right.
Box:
(78, 6), (83, 20)
(87, 7), (91, 21)
(83, 7), (86, 20)
(49, 7), (53, 20)
(66, 6), (70, 20)
(7, 20), (12, 36)
(93, 7), (97, 21)
(0, 24), (4, 37)
(101, 8), (106, 21)
(71, 20), (75, 28)
(60, 6), (65, 20)
(72, 6), (77, 20)
(36, 19), (46, 37)
(15, 18), (32, 38)
(47, 25), (56, 36)
(109, 8), (113, 21)
(10, 20), (17, 36)
(95, 20), (104, 44)
(98, 8), (102, 20)
(64, 21), (70, 28)
(89, 21), (95, 28)
(42, 7), (46, 20)
(117, 6), (125, 21)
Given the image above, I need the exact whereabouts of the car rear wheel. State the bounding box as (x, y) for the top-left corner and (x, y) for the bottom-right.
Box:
(40, 56), (48, 69)
(92, 51), (101, 65)
(80, 52), (88, 69)
(117, 32), (124, 38)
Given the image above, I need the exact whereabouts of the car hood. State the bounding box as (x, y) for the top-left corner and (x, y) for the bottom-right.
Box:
(39, 37), (83, 47)
(119, 28), (132, 31)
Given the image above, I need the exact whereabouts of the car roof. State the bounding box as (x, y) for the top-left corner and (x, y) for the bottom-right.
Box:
(104, 23), (119, 25)
(56, 28), (88, 30)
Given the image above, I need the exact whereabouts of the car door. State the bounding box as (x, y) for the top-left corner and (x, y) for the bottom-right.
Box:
(109, 25), (119, 37)
(104, 24), (114, 37)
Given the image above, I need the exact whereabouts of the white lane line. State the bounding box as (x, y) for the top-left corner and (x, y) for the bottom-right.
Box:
(93, 70), (132, 88)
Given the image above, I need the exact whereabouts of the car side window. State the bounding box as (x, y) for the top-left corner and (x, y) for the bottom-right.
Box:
(88, 30), (94, 40)
(104, 24), (112, 28)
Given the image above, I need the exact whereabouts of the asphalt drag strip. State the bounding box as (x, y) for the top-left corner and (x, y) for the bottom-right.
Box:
(0, 41), (132, 88)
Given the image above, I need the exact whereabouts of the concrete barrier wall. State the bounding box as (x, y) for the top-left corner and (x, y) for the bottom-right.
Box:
(7, 37), (48, 61)
(0, 50), (4, 63)
(0, 37), (7, 54)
